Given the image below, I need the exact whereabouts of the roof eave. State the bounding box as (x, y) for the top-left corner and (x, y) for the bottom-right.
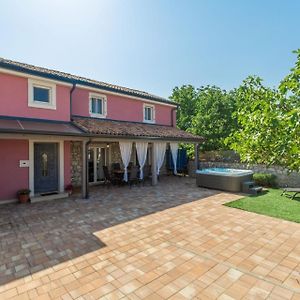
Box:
(82, 131), (203, 143)
(0, 128), (87, 137)
(0, 128), (203, 142)
(0, 61), (178, 107)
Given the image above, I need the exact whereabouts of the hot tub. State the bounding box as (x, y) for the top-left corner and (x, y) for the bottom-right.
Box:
(196, 168), (253, 192)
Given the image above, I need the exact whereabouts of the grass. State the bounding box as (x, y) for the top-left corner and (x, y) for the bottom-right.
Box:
(224, 188), (300, 223)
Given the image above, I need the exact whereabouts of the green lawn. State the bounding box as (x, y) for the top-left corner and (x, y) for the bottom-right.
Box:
(224, 188), (300, 223)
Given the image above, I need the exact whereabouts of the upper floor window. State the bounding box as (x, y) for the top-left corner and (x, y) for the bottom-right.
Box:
(28, 79), (56, 110)
(89, 93), (107, 118)
(143, 104), (155, 123)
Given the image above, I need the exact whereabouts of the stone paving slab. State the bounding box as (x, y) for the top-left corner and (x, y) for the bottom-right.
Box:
(0, 177), (300, 299)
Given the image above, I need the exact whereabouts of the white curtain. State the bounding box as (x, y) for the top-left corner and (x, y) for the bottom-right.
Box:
(119, 141), (132, 182)
(136, 142), (148, 179)
(170, 142), (179, 175)
(154, 142), (166, 175)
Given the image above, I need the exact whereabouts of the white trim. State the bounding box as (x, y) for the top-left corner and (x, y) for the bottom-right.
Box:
(88, 145), (108, 183)
(143, 103), (155, 124)
(89, 92), (107, 118)
(29, 140), (64, 196)
(28, 79), (57, 110)
(59, 140), (64, 193)
(29, 141), (34, 196)
(0, 68), (72, 87)
(77, 84), (177, 107)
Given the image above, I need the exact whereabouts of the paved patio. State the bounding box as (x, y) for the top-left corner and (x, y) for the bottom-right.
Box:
(0, 177), (300, 299)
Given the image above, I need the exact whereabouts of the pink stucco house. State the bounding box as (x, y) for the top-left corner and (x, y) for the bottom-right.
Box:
(0, 58), (202, 203)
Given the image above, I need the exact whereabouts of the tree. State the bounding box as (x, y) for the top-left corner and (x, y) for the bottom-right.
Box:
(278, 49), (300, 171)
(170, 85), (237, 152)
(191, 86), (237, 151)
(279, 49), (300, 97)
(226, 67), (300, 171)
(170, 85), (198, 131)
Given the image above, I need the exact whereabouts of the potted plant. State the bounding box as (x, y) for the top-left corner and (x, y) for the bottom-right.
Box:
(65, 184), (73, 196)
(17, 189), (31, 203)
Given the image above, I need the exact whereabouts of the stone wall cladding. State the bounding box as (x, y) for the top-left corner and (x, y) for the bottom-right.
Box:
(110, 142), (123, 167)
(71, 141), (82, 186)
(188, 160), (300, 188)
(70, 142), (168, 186)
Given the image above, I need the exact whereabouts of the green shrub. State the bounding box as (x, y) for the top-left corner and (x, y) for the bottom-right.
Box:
(253, 173), (277, 187)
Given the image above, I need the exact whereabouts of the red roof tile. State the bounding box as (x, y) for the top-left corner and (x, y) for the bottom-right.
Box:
(73, 117), (203, 142)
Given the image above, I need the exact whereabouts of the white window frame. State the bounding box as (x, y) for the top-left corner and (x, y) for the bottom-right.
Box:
(28, 79), (56, 110)
(89, 93), (107, 118)
(143, 103), (155, 123)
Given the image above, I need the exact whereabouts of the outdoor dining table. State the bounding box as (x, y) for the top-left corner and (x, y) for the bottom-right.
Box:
(113, 169), (131, 179)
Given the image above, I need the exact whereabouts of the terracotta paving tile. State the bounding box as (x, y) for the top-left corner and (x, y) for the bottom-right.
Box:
(292, 293), (300, 300)
(1, 177), (300, 299)
(48, 286), (68, 299)
(0, 287), (18, 299)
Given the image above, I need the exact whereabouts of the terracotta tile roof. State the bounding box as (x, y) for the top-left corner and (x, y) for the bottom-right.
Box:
(0, 57), (176, 106)
(73, 117), (203, 142)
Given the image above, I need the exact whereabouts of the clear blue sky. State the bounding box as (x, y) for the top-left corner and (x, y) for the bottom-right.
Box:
(0, 0), (299, 98)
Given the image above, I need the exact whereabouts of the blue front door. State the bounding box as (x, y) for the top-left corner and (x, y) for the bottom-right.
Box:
(34, 143), (59, 194)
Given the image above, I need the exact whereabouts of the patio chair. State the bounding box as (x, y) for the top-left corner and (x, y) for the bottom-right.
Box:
(141, 165), (151, 185)
(281, 187), (300, 200)
(111, 163), (121, 171)
(102, 166), (112, 188)
(128, 166), (140, 188)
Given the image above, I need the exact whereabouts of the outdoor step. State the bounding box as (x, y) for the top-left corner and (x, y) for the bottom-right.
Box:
(31, 192), (69, 203)
(250, 186), (263, 192)
(249, 186), (263, 195)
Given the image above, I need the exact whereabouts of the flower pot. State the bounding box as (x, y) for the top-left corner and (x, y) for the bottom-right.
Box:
(18, 194), (30, 204)
(66, 189), (72, 196)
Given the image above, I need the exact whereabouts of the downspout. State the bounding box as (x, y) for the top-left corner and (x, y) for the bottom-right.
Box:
(70, 83), (76, 121)
(171, 107), (177, 127)
(85, 139), (92, 199)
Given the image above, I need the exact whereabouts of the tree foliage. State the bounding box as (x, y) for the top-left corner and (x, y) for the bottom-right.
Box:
(171, 49), (300, 171)
(170, 85), (198, 131)
(225, 76), (286, 165)
(170, 85), (237, 151)
(191, 86), (237, 151)
(226, 50), (300, 171)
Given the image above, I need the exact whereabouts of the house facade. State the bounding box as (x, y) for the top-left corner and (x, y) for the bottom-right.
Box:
(0, 58), (202, 203)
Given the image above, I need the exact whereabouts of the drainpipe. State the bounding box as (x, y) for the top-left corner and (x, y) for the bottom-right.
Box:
(171, 107), (177, 127)
(85, 139), (92, 199)
(70, 83), (76, 121)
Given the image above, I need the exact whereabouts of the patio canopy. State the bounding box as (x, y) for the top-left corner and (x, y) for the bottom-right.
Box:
(72, 116), (204, 142)
(0, 116), (84, 136)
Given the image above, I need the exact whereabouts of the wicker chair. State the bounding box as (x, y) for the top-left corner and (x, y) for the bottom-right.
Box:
(128, 166), (140, 188)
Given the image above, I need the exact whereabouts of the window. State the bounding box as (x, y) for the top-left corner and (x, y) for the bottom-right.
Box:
(33, 86), (50, 103)
(143, 104), (155, 123)
(28, 79), (56, 109)
(89, 93), (107, 118)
